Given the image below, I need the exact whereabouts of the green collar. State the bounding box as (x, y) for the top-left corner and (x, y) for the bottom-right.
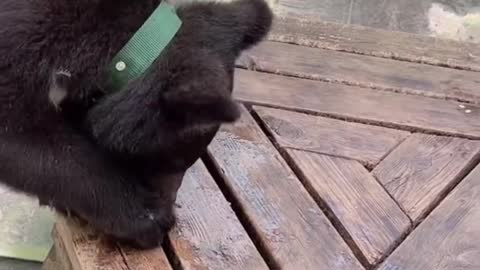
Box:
(106, 2), (182, 91)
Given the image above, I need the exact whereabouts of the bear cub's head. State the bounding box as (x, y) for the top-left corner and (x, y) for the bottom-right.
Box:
(76, 0), (273, 159)
(54, 0), (273, 129)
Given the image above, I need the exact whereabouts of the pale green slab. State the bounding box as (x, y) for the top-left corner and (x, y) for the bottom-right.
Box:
(0, 185), (55, 262)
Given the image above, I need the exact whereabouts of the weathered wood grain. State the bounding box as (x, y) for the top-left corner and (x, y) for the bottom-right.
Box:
(238, 41), (480, 103)
(221, 105), (270, 145)
(233, 69), (480, 138)
(269, 17), (480, 71)
(119, 246), (172, 270)
(168, 161), (268, 270)
(379, 164), (480, 270)
(49, 228), (75, 270)
(54, 218), (129, 270)
(254, 106), (409, 167)
(286, 149), (411, 265)
(373, 134), (480, 223)
(208, 110), (364, 270)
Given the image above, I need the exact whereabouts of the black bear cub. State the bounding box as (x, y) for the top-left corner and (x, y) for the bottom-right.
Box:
(0, 0), (272, 248)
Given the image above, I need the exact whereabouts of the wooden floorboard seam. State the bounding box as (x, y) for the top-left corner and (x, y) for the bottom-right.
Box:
(368, 135), (411, 172)
(268, 33), (480, 72)
(236, 58), (477, 105)
(201, 154), (281, 270)
(249, 105), (395, 170)
(369, 173), (412, 224)
(116, 246), (137, 270)
(268, 40), (480, 73)
(280, 145), (372, 168)
(250, 106), (480, 268)
(409, 152), (480, 226)
(254, 107), (434, 268)
(249, 108), (374, 268)
(241, 101), (480, 140)
(276, 144), (414, 269)
(371, 158), (480, 269)
(162, 236), (183, 270)
(269, 18), (480, 72)
(280, 150), (372, 269)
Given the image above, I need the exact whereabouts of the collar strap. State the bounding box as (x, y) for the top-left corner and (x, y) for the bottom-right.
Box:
(106, 2), (182, 92)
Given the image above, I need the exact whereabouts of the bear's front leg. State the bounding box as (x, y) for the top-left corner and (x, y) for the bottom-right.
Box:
(149, 171), (185, 211)
(0, 129), (174, 249)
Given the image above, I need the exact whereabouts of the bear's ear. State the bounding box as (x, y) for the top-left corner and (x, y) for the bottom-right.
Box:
(177, 0), (273, 53)
(228, 0), (274, 51)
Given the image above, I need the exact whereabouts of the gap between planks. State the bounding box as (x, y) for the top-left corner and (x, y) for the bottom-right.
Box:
(249, 106), (414, 225)
(251, 106), (412, 170)
(268, 16), (480, 72)
(237, 41), (480, 104)
(242, 100), (477, 141)
(165, 161), (269, 270)
(201, 155), (280, 270)
(378, 163), (480, 270)
(207, 106), (364, 269)
(251, 108), (411, 268)
(233, 69), (480, 140)
(371, 138), (480, 268)
(248, 107), (382, 268)
(373, 135), (480, 224)
(247, 106), (480, 268)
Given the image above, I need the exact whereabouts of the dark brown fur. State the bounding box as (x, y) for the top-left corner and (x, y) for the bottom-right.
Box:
(0, 0), (272, 248)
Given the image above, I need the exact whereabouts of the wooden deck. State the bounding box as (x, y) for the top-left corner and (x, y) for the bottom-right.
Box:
(43, 12), (480, 270)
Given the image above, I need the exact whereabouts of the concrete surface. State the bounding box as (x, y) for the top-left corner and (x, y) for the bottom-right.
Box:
(273, 0), (480, 43)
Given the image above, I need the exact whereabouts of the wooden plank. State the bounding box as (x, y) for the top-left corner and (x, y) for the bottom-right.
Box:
(238, 41), (480, 103)
(42, 248), (61, 270)
(208, 110), (364, 270)
(51, 228), (75, 270)
(233, 69), (480, 139)
(269, 17), (480, 72)
(373, 134), (480, 223)
(52, 216), (173, 270)
(286, 149), (411, 265)
(254, 106), (409, 167)
(379, 164), (480, 270)
(54, 218), (129, 270)
(119, 246), (172, 270)
(168, 161), (268, 270)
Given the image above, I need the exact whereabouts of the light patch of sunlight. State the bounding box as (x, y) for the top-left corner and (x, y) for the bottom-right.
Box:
(428, 3), (480, 43)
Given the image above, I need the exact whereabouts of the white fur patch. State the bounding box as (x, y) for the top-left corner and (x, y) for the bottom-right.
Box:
(49, 86), (67, 110)
(56, 70), (71, 77)
(49, 70), (71, 110)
